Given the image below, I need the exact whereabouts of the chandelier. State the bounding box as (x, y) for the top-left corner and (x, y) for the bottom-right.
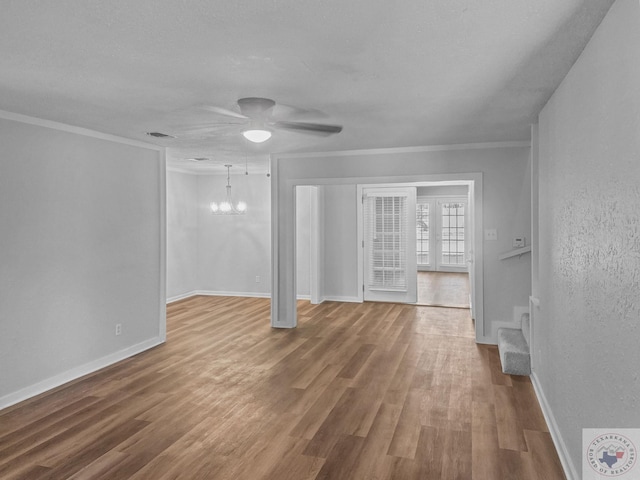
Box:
(210, 165), (247, 215)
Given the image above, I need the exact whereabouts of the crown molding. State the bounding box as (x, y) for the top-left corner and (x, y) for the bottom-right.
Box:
(0, 109), (163, 151)
(271, 140), (531, 160)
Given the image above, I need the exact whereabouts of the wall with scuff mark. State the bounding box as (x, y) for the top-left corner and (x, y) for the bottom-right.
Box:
(536, 0), (640, 476)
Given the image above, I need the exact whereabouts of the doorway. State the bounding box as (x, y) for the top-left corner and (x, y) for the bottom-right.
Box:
(415, 188), (470, 308)
(356, 181), (474, 312)
(416, 272), (470, 308)
(293, 173), (483, 341)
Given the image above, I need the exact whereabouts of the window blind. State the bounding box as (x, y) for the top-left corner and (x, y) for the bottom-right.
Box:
(364, 193), (408, 291)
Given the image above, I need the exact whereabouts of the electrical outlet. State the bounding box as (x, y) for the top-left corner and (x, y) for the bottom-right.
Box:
(485, 228), (498, 241)
(115, 323), (122, 336)
(255, 276), (260, 283)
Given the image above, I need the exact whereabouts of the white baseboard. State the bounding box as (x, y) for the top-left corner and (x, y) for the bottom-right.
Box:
(530, 372), (578, 480)
(166, 291), (199, 304)
(196, 290), (271, 299)
(475, 335), (497, 345)
(0, 336), (165, 411)
(323, 295), (362, 303)
(297, 294), (311, 300)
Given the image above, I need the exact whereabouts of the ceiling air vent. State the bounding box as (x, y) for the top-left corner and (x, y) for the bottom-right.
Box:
(146, 132), (175, 138)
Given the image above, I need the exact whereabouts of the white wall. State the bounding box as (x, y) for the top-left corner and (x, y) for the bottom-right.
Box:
(296, 186), (312, 298)
(271, 144), (532, 339)
(536, 0), (639, 477)
(197, 173), (271, 296)
(166, 170), (198, 301)
(0, 115), (165, 408)
(323, 184), (359, 301)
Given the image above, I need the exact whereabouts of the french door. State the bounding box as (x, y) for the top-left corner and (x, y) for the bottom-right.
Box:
(416, 197), (468, 272)
(363, 187), (417, 303)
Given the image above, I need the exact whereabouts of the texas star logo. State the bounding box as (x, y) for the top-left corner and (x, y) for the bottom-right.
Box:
(587, 433), (637, 477)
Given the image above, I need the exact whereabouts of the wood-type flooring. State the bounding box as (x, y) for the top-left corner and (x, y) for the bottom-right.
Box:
(416, 272), (470, 308)
(0, 296), (565, 479)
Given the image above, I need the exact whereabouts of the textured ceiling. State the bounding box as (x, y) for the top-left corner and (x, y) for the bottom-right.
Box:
(0, 0), (614, 173)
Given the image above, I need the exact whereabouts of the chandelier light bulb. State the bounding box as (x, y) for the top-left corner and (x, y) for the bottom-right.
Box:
(210, 164), (247, 215)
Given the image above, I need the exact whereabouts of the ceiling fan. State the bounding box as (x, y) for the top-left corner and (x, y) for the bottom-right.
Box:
(186, 97), (343, 143)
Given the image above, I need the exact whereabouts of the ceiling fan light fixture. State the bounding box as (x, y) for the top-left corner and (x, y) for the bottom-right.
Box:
(242, 128), (272, 143)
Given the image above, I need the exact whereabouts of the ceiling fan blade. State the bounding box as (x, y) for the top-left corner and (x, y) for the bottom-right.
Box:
(200, 105), (248, 120)
(178, 123), (243, 135)
(272, 103), (327, 120)
(272, 120), (343, 135)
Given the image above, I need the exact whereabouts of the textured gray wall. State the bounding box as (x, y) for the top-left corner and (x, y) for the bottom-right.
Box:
(537, 0), (640, 476)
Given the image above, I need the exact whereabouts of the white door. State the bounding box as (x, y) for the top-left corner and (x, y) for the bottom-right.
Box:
(416, 197), (468, 273)
(436, 198), (468, 272)
(363, 187), (417, 303)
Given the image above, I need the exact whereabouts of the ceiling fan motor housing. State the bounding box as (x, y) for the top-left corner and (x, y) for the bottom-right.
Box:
(237, 97), (276, 117)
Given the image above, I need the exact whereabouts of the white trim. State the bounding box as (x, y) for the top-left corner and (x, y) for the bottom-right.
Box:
(270, 158), (280, 326)
(273, 141), (531, 160)
(197, 290), (271, 299)
(170, 291), (303, 303)
(309, 186), (324, 305)
(0, 336), (164, 411)
(474, 335), (495, 345)
(530, 372), (577, 480)
(0, 109), (163, 151)
(158, 150), (167, 342)
(166, 291), (199, 304)
(323, 295), (362, 303)
(356, 185), (365, 302)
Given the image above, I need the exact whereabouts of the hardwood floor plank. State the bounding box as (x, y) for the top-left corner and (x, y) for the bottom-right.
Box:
(347, 402), (403, 479)
(471, 401), (502, 480)
(314, 434), (366, 480)
(0, 296), (565, 479)
(387, 388), (424, 459)
(337, 343), (376, 379)
(494, 385), (528, 452)
(521, 429), (566, 480)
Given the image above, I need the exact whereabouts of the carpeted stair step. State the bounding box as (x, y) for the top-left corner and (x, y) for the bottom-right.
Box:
(497, 313), (531, 376)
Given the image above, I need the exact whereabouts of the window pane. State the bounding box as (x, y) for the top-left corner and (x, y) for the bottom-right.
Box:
(440, 201), (465, 265)
(416, 201), (430, 265)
